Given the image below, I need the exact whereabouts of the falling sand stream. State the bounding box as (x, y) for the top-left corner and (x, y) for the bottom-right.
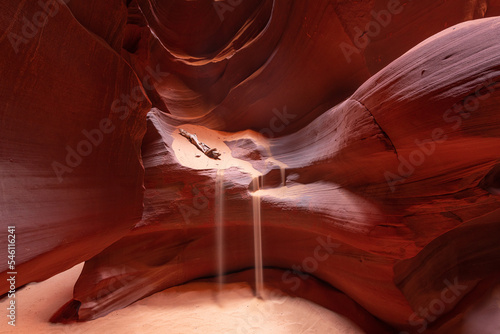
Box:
(252, 176), (264, 298)
(281, 166), (286, 187)
(215, 170), (225, 293)
(215, 172), (264, 298)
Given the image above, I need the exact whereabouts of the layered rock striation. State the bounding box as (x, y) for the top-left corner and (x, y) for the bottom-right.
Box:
(1, 1), (500, 333)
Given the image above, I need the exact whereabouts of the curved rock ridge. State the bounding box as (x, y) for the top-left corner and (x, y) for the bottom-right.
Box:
(50, 17), (500, 334)
(0, 0), (150, 292)
(1, 0), (500, 332)
(128, 0), (500, 134)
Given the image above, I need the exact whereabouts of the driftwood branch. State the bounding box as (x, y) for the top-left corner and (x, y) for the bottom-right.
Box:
(179, 128), (221, 160)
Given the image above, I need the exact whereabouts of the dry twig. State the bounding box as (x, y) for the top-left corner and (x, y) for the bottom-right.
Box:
(179, 128), (221, 160)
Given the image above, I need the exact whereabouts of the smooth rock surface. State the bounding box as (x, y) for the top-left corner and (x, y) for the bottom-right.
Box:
(1, 1), (500, 333)
(52, 17), (500, 333)
(0, 0), (150, 292)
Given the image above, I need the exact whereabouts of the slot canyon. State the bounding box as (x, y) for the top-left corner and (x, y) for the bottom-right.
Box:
(1, 0), (500, 333)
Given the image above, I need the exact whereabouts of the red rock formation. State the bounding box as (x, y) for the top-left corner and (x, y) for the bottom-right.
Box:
(1, 0), (500, 333)
(0, 0), (150, 291)
(52, 15), (500, 334)
(130, 0), (500, 134)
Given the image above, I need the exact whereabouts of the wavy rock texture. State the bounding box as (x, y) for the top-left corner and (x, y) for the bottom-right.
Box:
(54, 15), (500, 333)
(130, 0), (500, 133)
(1, 0), (500, 333)
(0, 0), (150, 291)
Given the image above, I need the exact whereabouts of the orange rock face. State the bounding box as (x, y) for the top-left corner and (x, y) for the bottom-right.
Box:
(1, 1), (500, 333)
(0, 0), (151, 291)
